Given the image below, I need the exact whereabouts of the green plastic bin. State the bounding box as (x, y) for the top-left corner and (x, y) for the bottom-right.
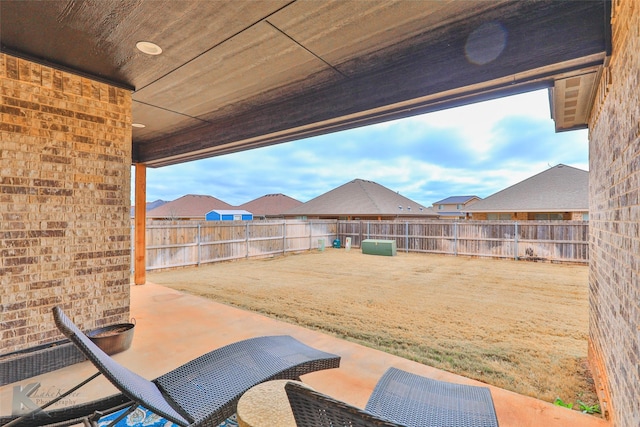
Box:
(361, 239), (397, 256)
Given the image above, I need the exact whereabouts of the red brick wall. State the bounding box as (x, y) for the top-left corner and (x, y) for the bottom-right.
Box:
(587, 1), (640, 426)
(0, 54), (132, 354)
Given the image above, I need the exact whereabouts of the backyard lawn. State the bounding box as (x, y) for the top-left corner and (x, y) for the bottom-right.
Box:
(147, 249), (597, 409)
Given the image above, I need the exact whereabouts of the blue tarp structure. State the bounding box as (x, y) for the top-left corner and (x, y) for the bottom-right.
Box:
(205, 209), (253, 221)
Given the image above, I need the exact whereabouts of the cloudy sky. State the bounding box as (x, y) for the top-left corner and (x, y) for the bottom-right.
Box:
(136, 88), (589, 207)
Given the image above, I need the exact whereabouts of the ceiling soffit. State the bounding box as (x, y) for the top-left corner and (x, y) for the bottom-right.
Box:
(0, 1), (610, 167)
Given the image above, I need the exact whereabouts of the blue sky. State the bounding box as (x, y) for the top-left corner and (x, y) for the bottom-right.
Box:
(136, 89), (588, 207)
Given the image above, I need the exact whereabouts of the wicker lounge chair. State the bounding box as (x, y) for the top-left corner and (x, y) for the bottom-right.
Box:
(4, 306), (340, 427)
(286, 367), (499, 427)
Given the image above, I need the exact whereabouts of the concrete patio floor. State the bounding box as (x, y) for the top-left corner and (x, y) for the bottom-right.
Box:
(1, 282), (609, 427)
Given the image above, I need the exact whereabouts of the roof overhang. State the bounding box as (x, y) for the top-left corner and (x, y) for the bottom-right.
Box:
(549, 65), (606, 132)
(0, 0), (611, 167)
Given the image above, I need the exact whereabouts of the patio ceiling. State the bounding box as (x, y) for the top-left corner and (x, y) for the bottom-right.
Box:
(0, 0), (610, 167)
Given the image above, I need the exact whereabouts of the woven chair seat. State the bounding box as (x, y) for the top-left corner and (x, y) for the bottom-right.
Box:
(286, 367), (499, 427)
(366, 367), (499, 427)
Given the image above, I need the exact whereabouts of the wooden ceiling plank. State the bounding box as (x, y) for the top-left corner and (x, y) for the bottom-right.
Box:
(131, 101), (209, 143)
(0, 0), (292, 89)
(136, 1), (607, 165)
(267, 0), (509, 74)
(0, 0), (609, 166)
(133, 22), (342, 119)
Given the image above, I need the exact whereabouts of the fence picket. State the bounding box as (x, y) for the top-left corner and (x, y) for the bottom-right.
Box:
(137, 220), (588, 270)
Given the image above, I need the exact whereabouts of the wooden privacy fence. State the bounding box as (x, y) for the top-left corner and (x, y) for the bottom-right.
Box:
(135, 220), (338, 270)
(133, 220), (588, 270)
(337, 220), (589, 263)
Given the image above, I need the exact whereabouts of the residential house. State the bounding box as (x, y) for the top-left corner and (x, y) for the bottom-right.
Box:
(465, 164), (588, 220)
(432, 196), (481, 220)
(238, 194), (302, 219)
(146, 194), (234, 220)
(283, 179), (437, 220)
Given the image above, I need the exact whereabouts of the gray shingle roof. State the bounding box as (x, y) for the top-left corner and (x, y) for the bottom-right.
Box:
(466, 164), (588, 212)
(433, 195), (479, 205)
(284, 179), (436, 217)
(146, 194), (234, 218)
(238, 194), (302, 217)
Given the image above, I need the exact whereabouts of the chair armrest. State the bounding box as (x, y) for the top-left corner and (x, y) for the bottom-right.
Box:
(285, 382), (403, 427)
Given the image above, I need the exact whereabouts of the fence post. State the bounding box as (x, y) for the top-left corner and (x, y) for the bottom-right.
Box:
(405, 221), (409, 253)
(367, 221), (370, 239)
(246, 223), (250, 258)
(197, 224), (201, 266)
(454, 222), (458, 256)
(514, 221), (519, 260)
(283, 220), (286, 255)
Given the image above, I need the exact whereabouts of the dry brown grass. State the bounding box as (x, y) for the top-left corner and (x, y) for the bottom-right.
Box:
(147, 249), (597, 408)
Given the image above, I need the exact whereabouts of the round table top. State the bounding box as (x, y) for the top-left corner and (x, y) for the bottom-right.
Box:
(237, 380), (312, 427)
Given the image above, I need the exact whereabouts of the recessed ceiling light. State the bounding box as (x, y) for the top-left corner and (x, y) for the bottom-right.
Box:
(132, 123), (146, 128)
(136, 41), (162, 55)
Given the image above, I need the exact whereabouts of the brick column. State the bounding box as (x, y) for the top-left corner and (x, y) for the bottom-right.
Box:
(587, 2), (640, 426)
(0, 54), (132, 354)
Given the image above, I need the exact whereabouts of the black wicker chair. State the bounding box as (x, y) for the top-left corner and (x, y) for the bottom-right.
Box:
(286, 367), (499, 427)
(3, 306), (341, 427)
(286, 382), (403, 427)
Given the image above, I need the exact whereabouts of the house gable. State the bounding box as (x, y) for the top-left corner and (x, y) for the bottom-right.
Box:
(147, 194), (234, 220)
(284, 179), (436, 220)
(466, 165), (588, 219)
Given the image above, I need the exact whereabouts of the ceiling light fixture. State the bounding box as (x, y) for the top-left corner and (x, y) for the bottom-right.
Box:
(136, 41), (162, 55)
(132, 123), (146, 128)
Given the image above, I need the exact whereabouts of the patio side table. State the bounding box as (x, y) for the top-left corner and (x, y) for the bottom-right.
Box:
(237, 380), (312, 427)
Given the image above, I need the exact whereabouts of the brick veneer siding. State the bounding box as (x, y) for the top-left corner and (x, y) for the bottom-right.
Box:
(469, 212), (585, 221)
(0, 54), (132, 354)
(587, 2), (640, 426)
(569, 212), (587, 221)
(469, 212), (488, 220)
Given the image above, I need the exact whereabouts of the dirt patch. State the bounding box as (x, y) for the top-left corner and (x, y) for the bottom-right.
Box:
(148, 249), (598, 409)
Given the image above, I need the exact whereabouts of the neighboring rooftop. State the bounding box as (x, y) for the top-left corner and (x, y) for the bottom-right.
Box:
(146, 194), (234, 219)
(433, 196), (480, 205)
(466, 164), (588, 213)
(432, 196), (481, 219)
(284, 179), (436, 218)
(146, 199), (168, 211)
(238, 194), (302, 218)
